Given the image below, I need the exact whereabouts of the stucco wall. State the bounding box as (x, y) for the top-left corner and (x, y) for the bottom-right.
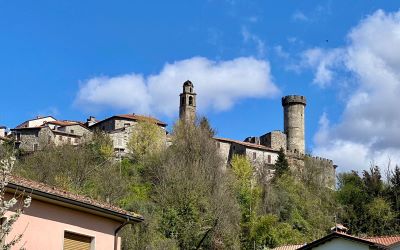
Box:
(7, 197), (122, 250)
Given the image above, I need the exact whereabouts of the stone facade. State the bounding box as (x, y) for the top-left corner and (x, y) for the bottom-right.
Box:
(260, 130), (287, 151)
(12, 119), (92, 152)
(216, 137), (279, 167)
(282, 95), (306, 153)
(91, 114), (167, 154)
(179, 80), (196, 123)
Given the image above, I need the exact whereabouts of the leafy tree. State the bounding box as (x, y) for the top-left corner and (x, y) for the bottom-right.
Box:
(231, 155), (261, 249)
(198, 117), (216, 137)
(127, 121), (166, 163)
(154, 121), (240, 249)
(363, 166), (384, 200)
(274, 148), (289, 179)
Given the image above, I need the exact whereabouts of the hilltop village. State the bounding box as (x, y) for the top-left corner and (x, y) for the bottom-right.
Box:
(1, 80), (335, 187)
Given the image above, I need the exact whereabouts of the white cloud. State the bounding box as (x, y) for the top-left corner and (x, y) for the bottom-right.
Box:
(311, 9), (400, 172)
(292, 11), (309, 22)
(75, 57), (279, 117)
(241, 26), (266, 57)
(299, 48), (345, 87)
(274, 45), (290, 59)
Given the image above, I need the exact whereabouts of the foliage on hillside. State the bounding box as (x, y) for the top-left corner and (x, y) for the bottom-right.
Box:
(8, 118), (400, 249)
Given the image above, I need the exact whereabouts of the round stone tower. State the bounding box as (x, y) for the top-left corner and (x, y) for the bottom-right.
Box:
(282, 95), (306, 153)
(179, 80), (196, 123)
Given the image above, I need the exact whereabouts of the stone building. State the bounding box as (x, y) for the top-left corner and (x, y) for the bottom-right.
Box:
(178, 81), (336, 188)
(11, 117), (92, 152)
(89, 114), (167, 155)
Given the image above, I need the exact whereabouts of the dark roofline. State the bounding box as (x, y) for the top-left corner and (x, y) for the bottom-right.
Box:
(90, 115), (167, 128)
(11, 126), (43, 131)
(298, 232), (387, 250)
(7, 177), (143, 223)
(214, 137), (278, 153)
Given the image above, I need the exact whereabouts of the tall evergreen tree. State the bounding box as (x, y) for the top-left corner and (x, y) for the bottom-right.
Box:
(274, 148), (289, 179)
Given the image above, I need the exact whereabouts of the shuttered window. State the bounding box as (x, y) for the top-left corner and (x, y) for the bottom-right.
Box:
(63, 232), (92, 250)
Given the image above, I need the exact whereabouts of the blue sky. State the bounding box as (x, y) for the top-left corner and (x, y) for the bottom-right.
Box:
(1, 1), (400, 172)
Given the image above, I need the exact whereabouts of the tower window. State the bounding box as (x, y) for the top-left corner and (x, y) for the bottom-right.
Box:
(190, 87), (192, 92)
(181, 97), (185, 105)
(189, 96), (193, 106)
(267, 155), (271, 164)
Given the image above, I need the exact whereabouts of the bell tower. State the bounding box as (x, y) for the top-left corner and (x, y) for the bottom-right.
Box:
(179, 80), (196, 123)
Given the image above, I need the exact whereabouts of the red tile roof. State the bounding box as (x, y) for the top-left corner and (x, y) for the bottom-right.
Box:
(272, 244), (305, 250)
(214, 137), (278, 152)
(364, 235), (400, 246)
(116, 114), (167, 126)
(45, 120), (79, 126)
(8, 175), (143, 223)
(92, 114), (167, 127)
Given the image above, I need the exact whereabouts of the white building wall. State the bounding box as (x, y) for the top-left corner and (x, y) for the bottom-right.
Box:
(313, 238), (370, 250)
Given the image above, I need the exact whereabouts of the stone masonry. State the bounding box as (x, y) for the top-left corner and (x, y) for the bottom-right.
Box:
(282, 95), (306, 154)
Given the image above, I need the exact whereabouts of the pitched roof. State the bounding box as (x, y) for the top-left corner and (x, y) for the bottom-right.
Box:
(7, 175), (143, 223)
(92, 114), (167, 127)
(45, 120), (79, 126)
(15, 116), (56, 128)
(298, 232), (387, 249)
(364, 235), (400, 246)
(272, 244), (305, 250)
(214, 137), (278, 152)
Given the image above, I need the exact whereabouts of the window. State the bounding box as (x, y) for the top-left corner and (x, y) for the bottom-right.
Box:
(33, 144), (38, 151)
(68, 137), (72, 144)
(59, 135), (63, 141)
(74, 138), (79, 143)
(253, 152), (256, 160)
(63, 231), (92, 250)
(181, 97), (185, 105)
(189, 96), (193, 106)
(35, 131), (39, 137)
(70, 130), (74, 134)
(267, 155), (271, 164)
(16, 133), (21, 141)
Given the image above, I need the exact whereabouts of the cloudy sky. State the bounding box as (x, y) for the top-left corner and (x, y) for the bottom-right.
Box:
(1, 1), (400, 172)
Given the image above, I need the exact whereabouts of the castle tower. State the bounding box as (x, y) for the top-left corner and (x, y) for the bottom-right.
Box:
(282, 95), (306, 153)
(179, 80), (196, 123)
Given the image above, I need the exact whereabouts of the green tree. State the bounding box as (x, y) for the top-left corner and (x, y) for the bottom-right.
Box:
(274, 148), (289, 179)
(231, 155), (261, 249)
(154, 121), (240, 249)
(127, 121), (166, 162)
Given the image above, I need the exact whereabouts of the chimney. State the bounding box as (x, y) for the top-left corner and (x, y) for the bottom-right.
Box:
(86, 116), (97, 127)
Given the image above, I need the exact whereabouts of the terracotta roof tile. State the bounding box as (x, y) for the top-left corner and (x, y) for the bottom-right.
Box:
(92, 114), (167, 127)
(45, 120), (79, 126)
(272, 244), (304, 250)
(364, 235), (400, 246)
(8, 175), (143, 222)
(116, 114), (167, 126)
(214, 137), (278, 152)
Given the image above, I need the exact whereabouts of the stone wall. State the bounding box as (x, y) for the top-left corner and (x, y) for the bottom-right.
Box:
(282, 95), (306, 153)
(286, 150), (336, 189)
(260, 131), (287, 151)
